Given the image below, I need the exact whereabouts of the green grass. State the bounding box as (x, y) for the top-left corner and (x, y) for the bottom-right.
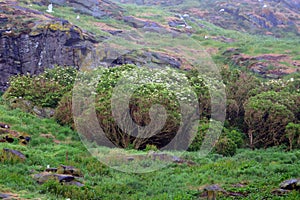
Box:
(0, 99), (300, 199)
(2, 1), (300, 199)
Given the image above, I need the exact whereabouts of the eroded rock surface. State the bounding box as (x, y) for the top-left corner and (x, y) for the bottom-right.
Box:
(223, 48), (300, 78)
(0, 1), (97, 91)
(33, 165), (84, 187)
(36, 0), (123, 19)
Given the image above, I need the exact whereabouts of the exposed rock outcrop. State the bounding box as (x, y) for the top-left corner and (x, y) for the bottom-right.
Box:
(280, 178), (300, 191)
(33, 165), (84, 187)
(223, 48), (300, 78)
(68, 0), (123, 19)
(1, 148), (27, 162)
(0, 1), (97, 91)
(176, 0), (300, 36)
(0, 125), (31, 145)
(273, 178), (300, 196)
(37, 0), (123, 19)
(118, 0), (183, 6)
(111, 49), (182, 69)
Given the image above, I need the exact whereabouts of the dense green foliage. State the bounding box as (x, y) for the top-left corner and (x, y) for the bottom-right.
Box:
(3, 67), (77, 108)
(3, 64), (300, 153)
(285, 123), (300, 151)
(0, 99), (300, 199)
(1, 1), (300, 199)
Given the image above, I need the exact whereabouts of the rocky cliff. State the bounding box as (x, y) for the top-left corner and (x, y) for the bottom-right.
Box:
(116, 0), (300, 37)
(0, 1), (97, 91)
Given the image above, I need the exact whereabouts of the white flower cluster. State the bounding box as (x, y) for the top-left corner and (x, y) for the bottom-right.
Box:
(75, 65), (226, 104)
(261, 77), (300, 92)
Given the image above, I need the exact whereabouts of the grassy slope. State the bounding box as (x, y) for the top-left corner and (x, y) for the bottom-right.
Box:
(1, 2), (300, 199)
(0, 97), (300, 199)
(25, 2), (300, 60)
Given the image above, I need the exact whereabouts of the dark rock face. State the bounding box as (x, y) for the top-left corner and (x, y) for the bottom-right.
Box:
(0, 0), (98, 92)
(69, 0), (123, 18)
(111, 50), (181, 69)
(0, 22), (95, 91)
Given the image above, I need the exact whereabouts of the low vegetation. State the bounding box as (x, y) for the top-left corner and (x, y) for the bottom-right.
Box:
(1, 0), (300, 199)
(3, 65), (299, 153)
(0, 99), (300, 199)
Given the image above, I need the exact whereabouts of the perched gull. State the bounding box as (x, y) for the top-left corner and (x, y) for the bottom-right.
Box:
(76, 15), (80, 20)
(46, 3), (53, 13)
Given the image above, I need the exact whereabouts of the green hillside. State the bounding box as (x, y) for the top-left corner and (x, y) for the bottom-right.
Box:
(0, 0), (300, 199)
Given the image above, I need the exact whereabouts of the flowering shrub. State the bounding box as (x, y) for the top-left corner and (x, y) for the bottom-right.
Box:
(3, 66), (77, 108)
(94, 65), (187, 149)
(71, 64), (224, 150)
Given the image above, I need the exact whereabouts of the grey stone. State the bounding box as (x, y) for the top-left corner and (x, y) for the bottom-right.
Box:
(280, 178), (300, 191)
(2, 148), (26, 161)
(51, 0), (66, 6)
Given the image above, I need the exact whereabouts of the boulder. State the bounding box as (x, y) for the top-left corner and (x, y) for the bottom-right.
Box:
(0, 193), (13, 199)
(1, 148), (26, 162)
(111, 50), (181, 69)
(0, 193), (11, 198)
(33, 165), (84, 186)
(65, 181), (85, 187)
(33, 172), (75, 184)
(168, 20), (186, 27)
(280, 178), (300, 191)
(0, 128), (31, 145)
(123, 16), (147, 28)
(57, 165), (83, 177)
(33, 106), (55, 118)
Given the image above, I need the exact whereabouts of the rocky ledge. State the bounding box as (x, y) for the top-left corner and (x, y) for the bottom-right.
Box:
(223, 48), (300, 78)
